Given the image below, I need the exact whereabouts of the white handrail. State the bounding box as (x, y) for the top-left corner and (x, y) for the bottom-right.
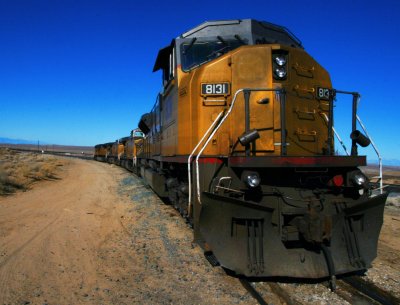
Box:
(194, 87), (282, 203)
(320, 112), (349, 156)
(187, 111), (224, 213)
(331, 91), (384, 195)
(194, 89), (246, 203)
(356, 115), (383, 194)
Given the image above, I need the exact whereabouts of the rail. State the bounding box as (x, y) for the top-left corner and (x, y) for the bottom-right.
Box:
(333, 90), (360, 156)
(320, 112), (349, 156)
(187, 111), (224, 211)
(194, 88), (285, 203)
(339, 276), (400, 305)
(5, 147), (94, 160)
(356, 115), (383, 194)
(334, 90), (384, 194)
(192, 87), (385, 203)
(239, 279), (269, 305)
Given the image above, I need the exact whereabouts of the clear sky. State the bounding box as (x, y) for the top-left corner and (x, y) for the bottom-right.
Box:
(1, 0), (399, 162)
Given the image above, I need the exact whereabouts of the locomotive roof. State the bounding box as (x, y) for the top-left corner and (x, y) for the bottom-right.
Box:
(153, 19), (302, 72)
(95, 142), (112, 148)
(119, 136), (130, 143)
(179, 19), (302, 48)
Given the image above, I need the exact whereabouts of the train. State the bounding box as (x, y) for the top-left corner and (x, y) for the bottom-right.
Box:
(94, 19), (388, 286)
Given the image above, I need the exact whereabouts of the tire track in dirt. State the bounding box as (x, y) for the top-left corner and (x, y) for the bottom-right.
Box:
(0, 214), (61, 268)
(0, 159), (132, 304)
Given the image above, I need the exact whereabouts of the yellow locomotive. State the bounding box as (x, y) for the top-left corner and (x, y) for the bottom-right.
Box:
(94, 143), (108, 162)
(94, 129), (144, 167)
(99, 20), (388, 284)
(120, 129), (145, 171)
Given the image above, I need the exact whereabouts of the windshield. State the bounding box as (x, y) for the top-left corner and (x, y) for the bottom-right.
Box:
(180, 38), (244, 71)
(134, 131), (144, 138)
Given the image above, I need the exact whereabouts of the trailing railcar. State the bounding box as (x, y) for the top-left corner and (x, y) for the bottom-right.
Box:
(120, 129), (145, 171)
(116, 136), (130, 166)
(107, 140), (125, 165)
(102, 142), (114, 162)
(99, 19), (388, 284)
(94, 144), (107, 162)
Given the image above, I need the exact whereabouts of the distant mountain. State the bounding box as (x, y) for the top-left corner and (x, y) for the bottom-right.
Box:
(0, 137), (37, 145)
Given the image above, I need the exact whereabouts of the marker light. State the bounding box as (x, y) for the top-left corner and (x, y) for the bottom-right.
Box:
(332, 175), (344, 187)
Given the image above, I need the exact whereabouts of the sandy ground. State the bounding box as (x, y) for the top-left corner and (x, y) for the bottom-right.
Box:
(366, 205), (400, 295)
(0, 158), (399, 305)
(0, 159), (282, 305)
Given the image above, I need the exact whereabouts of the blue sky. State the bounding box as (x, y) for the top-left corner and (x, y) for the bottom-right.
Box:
(0, 0), (399, 162)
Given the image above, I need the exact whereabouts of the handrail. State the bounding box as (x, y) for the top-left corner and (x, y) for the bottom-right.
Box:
(356, 115), (383, 194)
(334, 90), (360, 156)
(190, 87), (384, 205)
(332, 90), (384, 194)
(187, 111), (224, 213)
(320, 112), (349, 156)
(195, 87), (284, 204)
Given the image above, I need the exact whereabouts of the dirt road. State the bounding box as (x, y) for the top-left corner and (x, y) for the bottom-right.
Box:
(0, 159), (133, 304)
(0, 159), (283, 305)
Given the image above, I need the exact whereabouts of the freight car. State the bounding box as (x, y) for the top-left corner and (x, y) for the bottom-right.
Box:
(97, 19), (388, 286)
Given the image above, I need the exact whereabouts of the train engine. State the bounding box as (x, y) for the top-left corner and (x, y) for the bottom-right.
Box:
(120, 129), (145, 171)
(136, 19), (388, 281)
(94, 143), (108, 162)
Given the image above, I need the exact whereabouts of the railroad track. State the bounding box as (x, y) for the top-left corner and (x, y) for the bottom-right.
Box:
(8, 147), (93, 160)
(239, 276), (400, 305)
(239, 279), (301, 305)
(337, 276), (400, 305)
(43, 150), (93, 160)
(239, 279), (268, 305)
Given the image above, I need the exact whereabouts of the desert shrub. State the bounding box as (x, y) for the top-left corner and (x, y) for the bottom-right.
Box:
(0, 166), (25, 195)
(0, 148), (66, 196)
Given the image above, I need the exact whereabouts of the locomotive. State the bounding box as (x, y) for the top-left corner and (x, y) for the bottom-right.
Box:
(95, 19), (387, 284)
(94, 129), (144, 167)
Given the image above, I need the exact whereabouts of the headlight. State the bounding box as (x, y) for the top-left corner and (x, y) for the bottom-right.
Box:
(242, 171), (261, 188)
(272, 52), (288, 80)
(247, 174), (260, 188)
(353, 173), (366, 186)
(275, 55), (286, 66)
(274, 67), (287, 78)
(348, 170), (368, 188)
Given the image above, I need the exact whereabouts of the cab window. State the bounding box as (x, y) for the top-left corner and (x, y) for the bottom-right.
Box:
(180, 38), (244, 71)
